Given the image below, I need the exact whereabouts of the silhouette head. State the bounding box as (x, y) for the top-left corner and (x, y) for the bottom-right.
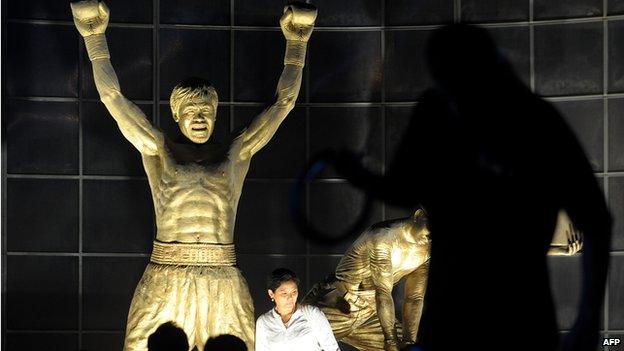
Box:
(426, 24), (507, 95)
(204, 334), (248, 351)
(147, 321), (189, 351)
(170, 77), (219, 144)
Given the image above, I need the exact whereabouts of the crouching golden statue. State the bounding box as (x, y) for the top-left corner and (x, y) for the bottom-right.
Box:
(70, 1), (316, 350)
(304, 209), (581, 351)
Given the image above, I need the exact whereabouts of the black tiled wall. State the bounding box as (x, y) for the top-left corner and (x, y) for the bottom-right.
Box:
(3, 1), (623, 351)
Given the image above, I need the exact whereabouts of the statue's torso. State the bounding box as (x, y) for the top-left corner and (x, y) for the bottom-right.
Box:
(335, 222), (430, 290)
(143, 134), (250, 244)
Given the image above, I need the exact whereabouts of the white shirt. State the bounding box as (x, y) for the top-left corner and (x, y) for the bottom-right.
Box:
(255, 304), (340, 351)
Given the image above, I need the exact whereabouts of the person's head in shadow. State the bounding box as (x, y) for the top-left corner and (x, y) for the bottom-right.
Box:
(203, 334), (248, 351)
(147, 321), (189, 351)
(426, 23), (523, 98)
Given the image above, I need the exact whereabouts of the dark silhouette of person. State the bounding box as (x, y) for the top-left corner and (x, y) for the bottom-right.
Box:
(326, 24), (611, 351)
(147, 321), (189, 351)
(204, 334), (248, 351)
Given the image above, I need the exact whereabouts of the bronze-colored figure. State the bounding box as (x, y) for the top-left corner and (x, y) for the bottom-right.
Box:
(304, 209), (431, 351)
(304, 209), (582, 351)
(70, 1), (316, 350)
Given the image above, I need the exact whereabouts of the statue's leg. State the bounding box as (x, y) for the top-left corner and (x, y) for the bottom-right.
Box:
(123, 263), (199, 351)
(195, 266), (255, 351)
(340, 307), (386, 351)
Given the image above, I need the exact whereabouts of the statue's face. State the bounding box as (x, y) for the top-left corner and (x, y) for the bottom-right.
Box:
(175, 97), (216, 144)
(409, 211), (430, 245)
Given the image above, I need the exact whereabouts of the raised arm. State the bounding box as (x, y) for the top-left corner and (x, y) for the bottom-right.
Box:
(71, 0), (160, 156)
(238, 3), (316, 159)
(370, 243), (400, 351)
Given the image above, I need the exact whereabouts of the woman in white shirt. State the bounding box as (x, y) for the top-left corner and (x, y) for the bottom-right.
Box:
(255, 268), (340, 351)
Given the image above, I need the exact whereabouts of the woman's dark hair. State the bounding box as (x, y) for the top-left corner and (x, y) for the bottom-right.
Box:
(266, 268), (300, 292)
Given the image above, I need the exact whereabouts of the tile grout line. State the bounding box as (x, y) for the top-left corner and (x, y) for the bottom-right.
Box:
(7, 15), (624, 30)
(230, 0), (235, 133)
(153, 0), (161, 258)
(9, 93), (624, 105)
(602, 0), (610, 337)
(305, 7), (312, 291)
(529, 0), (536, 93)
(1, 0), (8, 346)
(380, 0), (387, 221)
(77, 22), (85, 350)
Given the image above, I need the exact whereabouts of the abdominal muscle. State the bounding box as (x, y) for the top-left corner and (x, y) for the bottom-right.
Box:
(153, 176), (237, 244)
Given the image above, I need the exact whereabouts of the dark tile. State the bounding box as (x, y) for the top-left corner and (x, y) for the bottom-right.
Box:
(6, 256), (78, 329)
(81, 27), (152, 100)
(609, 21), (624, 93)
(159, 104), (230, 145)
(488, 26), (531, 87)
(83, 257), (149, 330)
(159, 28), (230, 100)
(83, 102), (152, 176)
(237, 255), (307, 318)
(83, 180), (155, 253)
(234, 0), (290, 26)
(534, 23), (603, 96)
(610, 255), (624, 329)
(385, 30), (434, 101)
(232, 106), (306, 178)
(385, 204), (417, 221)
(552, 100), (604, 172)
(385, 106), (415, 165)
(610, 98), (624, 171)
(7, 179), (78, 252)
(534, 0), (602, 19)
(34, 0), (152, 23)
(161, 0), (230, 25)
(82, 332), (125, 351)
(558, 331), (608, 350)
(309, 107), (383, 177)
(104, 0), (153, 23)
(610, 0), (624, 15)
(308, 181), (383, 254)
(312, 0), (380, 26)
(6, 333), (78, 351)
(385, 0), (454, 26)
(609, 177), (624, 251)
(6, 23), (78, 97)
(234, 31), (306, 102)
(6, 100), (79, 174)
(7, 0), (72, 20)
(547, 256), (582, 330)
(235, 181), (307, 254)
(307, 256), (342, 289)
(310, 31), (381, 102)
(461, 0), (529, 22)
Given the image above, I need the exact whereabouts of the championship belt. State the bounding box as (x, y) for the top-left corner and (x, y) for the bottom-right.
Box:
(150, 240), (237, 266)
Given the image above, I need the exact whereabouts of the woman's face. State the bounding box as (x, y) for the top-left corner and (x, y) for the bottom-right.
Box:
(268, 280), (299, 313)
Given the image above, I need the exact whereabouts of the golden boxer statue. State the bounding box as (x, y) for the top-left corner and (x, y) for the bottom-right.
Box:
(304, 209), (582, 351)
(70, 1), (316, 350)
